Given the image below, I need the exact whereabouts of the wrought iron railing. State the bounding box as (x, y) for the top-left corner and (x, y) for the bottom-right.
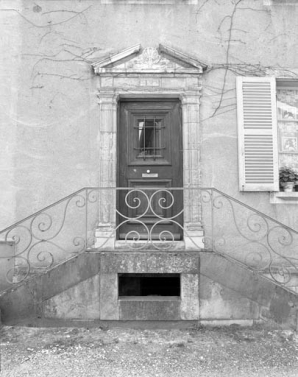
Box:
(0, 187), (298, 292)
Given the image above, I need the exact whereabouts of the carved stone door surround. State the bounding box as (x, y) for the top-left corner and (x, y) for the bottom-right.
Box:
(92, 44), (207, 250)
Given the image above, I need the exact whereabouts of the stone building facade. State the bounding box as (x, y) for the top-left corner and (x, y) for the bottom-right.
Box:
(1, 0), (298, 326)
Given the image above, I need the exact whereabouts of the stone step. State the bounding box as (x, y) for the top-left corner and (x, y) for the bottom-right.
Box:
(0, 251), (297, 329)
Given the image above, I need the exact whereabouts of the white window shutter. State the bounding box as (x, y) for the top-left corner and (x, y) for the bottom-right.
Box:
(236, 77), (279, 191)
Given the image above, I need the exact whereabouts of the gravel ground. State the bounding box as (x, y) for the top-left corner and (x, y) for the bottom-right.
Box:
(1, 324), (298, 377)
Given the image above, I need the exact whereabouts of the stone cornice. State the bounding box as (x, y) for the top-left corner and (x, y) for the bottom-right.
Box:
(92, 44), (141, 72)
(158, 44), (208, 71)
(92, 44), (207, 76)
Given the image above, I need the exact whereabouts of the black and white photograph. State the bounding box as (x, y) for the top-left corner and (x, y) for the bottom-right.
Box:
(0, 0), (298, 376)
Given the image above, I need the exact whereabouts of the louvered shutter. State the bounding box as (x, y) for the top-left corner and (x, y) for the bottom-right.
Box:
(236, 77), (279, 191)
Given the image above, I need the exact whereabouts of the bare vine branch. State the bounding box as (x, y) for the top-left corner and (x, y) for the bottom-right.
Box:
(0, 6), (92, 28)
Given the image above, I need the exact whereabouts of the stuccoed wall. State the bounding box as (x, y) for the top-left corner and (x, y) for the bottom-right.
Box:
(0, 0), (298, 231)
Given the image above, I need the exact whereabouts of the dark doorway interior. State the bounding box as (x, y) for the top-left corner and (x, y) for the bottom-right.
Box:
(118, 273), (180, 297)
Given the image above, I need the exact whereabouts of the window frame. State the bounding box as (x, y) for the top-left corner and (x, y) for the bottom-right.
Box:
(237, 76), (298, 202)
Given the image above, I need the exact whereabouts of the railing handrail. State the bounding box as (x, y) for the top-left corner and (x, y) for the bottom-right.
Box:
(0, 187), (87, 235)
(1, 186), (298, 237)
(211, 187), (298, 236)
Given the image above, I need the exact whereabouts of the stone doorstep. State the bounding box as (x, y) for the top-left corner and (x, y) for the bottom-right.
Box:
(114, 240), (187, 252)
(92, 242), (204, 252)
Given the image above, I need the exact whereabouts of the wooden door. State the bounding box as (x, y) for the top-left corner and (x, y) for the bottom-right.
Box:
(118, 99), (183, 240)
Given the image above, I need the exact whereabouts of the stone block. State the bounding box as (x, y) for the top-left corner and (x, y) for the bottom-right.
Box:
(113, 77), (139, 88)
(161, 78), (185, 88)
(186, 77), (200, 89)
(100, 77), (114, 87)
(0, 241), (15, 291)
(41, 252), (101, 300)
(94, 228), (115, 250)
(139, 78), (160, 87)
(0, 279), (40, 322)
(99, 273), (119, 320)
(200, 252), (274, 306)
(100, 252), (199, 273)
(119, 297), (180, 320)
(184, 232), (204, 251)
(181, 274), (200, 319)
(44, 275), (100, 319)
(200, 275), (259, 320)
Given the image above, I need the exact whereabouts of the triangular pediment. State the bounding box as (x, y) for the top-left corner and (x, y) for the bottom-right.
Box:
(92, 44), (207, 75)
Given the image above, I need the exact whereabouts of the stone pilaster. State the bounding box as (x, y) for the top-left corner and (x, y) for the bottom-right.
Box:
(94, 93), (118, 249)
(181, 93), (204, 250)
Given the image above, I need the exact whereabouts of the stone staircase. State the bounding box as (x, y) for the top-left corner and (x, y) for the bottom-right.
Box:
(1, 187), (298, 329)
(0, 250), (297, 329)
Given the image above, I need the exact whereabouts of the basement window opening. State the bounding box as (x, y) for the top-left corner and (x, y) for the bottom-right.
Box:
(118, 273), (180, 297)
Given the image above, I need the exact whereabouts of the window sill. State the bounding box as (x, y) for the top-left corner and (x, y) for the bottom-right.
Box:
(270, 192), (298, 204)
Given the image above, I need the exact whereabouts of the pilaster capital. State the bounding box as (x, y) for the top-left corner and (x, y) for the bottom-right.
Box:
(180, 92), (201, 106)
(97, 91), (119, 107)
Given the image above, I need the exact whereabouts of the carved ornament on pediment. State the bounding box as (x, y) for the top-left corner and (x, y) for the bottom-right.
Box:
(126, 47), (172, 70)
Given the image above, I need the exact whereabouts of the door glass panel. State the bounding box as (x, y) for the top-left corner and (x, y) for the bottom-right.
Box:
(136, 118), (164, 159)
